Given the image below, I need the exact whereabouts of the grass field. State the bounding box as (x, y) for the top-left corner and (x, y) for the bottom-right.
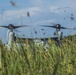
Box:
(0, 35), (76, 75)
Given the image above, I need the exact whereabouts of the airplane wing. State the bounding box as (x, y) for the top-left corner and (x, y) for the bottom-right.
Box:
(14, 36), (58, 43)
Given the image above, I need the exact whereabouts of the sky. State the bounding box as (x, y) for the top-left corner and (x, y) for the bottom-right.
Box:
(0, 0), (76, 43)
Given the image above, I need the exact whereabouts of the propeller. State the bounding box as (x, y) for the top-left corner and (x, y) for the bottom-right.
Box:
(0, 24), (28, 29)
(40, 24), (75, 30)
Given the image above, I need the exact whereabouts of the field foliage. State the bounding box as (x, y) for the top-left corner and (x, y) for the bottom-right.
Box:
(0, 35), (76, 75)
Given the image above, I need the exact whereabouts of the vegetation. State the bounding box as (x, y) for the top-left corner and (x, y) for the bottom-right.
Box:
(0, 35), (76, 75)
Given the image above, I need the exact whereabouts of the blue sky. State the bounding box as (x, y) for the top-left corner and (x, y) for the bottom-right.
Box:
(0, 0), (76, 43)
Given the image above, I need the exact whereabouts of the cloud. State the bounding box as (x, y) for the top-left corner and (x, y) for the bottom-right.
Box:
(69, 0), (76, 12)
(34, 19), (54, 25)
(30, 0), (45, 7)
(48, 6), (70, 13)
(26, 7), (41, 16)
(0, 6), (67, 25)
(0, 3), (74, 25)
(0, 7), (41, 22)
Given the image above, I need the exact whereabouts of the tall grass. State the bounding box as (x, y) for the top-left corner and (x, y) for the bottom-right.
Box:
(0, 35), (76, 75)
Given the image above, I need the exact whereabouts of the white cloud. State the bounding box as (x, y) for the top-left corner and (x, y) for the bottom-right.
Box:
(48, 6), (69, 13)
(30, 0), (44, 7)
(0, 7), (41, 22)
(69, 0), (76, 13)
(0, 5), (69, 22)
(34, 19), (54, 25)
(0, 6), (65, 25)
(0, 3), (74, 24)
(26, 7), (41, 16)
